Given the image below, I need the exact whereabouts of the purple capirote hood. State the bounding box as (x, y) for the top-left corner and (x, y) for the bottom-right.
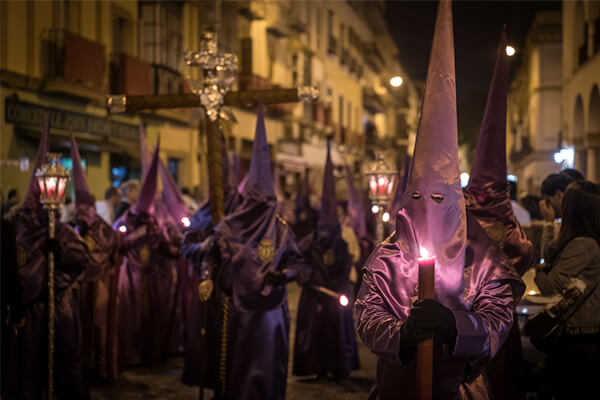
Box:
(135, 137), (160, 214)
(70, 132), (95, 207)
(243, 103), (275, 200)
(318, 140), (339, 230)
(398, 0), (466, 305)
(23, 115), (50, 211)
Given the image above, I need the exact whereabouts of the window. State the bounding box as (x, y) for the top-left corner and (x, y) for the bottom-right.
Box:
(340, 23), (345, 55)
(347, 101), (352, 130)
(327, 9), (333, 39)
(339, 95), (344, 127)
(316, 6), (321, 51)
(168, 157), (180, 184)
(112, 15), (132, 55)
(139, 2), (183, 94)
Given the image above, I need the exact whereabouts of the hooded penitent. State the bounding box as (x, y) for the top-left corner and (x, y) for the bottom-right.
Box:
(293, 140), (359, 378)
(71, 133), (122, 380)
(205, 103), (307, 400)
(463, 27), (535, 400)
(292, 171), (318, 247)
(8, 120), (91, 399)
(464, 27), (535, 276)
(354, 2), (524, 399)
(113, 140), (175, 367)
(388, 154), (412, 221)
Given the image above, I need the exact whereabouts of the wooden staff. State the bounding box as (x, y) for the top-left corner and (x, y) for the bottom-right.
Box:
(416, 253), (435, 400)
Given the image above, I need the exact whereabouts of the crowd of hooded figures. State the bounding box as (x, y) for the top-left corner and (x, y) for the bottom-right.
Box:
(3, 1), (599, 400)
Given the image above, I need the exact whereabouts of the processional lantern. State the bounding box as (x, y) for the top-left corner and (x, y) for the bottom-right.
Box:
(365, 151), (396, 208)
(35, 152), (70, 399)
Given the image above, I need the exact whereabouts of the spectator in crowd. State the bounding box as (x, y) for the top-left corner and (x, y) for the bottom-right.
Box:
(114, 179), (140, 220)
(521, 194), (545, 258)
(60, 194), (76, 225)
(509, 180), (531, 226)
(534, 180), (600, 399)
(559, 168), (585, 181)
(539, 173), (576, 259)
(1, 189), (20, 218)
(180, 186), (199, 212)
(95, 187), (120, 226)
(521, 194), (543, 221)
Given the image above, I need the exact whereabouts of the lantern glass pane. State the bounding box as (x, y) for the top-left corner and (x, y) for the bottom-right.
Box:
(57, 177), (67, 201)
(388, 176), (396, 196)
(369, 176), (377, 196)
(47, 177), (57, 200)
(38, 178), (46, 198)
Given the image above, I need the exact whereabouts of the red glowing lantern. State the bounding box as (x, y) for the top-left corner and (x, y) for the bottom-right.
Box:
(365, 152), (396, 208)
(36, 153), (70, 210)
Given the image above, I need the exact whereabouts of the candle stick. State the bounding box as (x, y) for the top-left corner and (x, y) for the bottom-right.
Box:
(416, 246), (435, 400)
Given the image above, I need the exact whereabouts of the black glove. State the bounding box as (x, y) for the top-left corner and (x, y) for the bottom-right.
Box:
(399, 311), (434, 365)
(265, 270), (289, 286)
(411, 299), (457, 351)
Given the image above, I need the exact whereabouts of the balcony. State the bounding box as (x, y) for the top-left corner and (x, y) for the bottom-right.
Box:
(41, 29), (106, 99)
(110, 53), (152, 95)
(328, 37), (337, 56)
(341, 48), (350, 65)
(152, 64), (182, 95)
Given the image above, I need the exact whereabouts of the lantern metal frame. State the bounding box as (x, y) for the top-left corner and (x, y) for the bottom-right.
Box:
(365, 151), (397, 208)
(35, 152), (70, 399)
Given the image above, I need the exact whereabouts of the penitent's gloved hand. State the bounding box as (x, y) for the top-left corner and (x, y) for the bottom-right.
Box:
(264, 270), (289, 286)
(399, 311), (434, 365)
(411, 299), (457, 352)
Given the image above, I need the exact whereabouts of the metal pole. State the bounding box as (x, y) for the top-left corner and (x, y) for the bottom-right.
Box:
(47, 209), (56, 399)
(376, 208), (384, 243)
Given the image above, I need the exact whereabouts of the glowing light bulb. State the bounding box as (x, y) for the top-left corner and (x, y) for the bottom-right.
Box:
(460, 172), (470, 188)
(371, 205), (380, 214)
(506, 45), (516, 56)
(181, 216), (191, 227)
(528, 290), (537, 296)
(521, 307), (528, 314)
(390, 76), (403, 87)
(339, 295), (349, 307)
(382, 212), (390, 222)
(378, 177), (385, 186)
(118, 225), (127, 233)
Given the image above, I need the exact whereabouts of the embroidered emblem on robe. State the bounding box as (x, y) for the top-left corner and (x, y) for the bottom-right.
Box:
(258, 239), (275, 263)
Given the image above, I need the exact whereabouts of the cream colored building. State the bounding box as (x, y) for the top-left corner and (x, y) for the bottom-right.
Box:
(1, 0), (418, 204)
(507, 11), (563, 195)
(561, 0), (600, 182)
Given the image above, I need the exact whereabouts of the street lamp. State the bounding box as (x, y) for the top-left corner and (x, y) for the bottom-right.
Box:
(505, 45), (516, 57)
(35, 153), (70, 399)
(390, 76), (404, 87)
(365, 152), (396, 242)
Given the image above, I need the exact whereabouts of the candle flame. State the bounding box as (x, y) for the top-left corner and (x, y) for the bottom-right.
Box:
(339, 295), (349, 307)
(118, 225), (127, 233)
(181, 217), (191, 227)
(419, 246), (430, 258)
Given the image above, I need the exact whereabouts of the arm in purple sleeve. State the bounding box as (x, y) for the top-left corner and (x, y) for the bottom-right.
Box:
(451, 279), (515, 364)
(354, 266), (405, 365)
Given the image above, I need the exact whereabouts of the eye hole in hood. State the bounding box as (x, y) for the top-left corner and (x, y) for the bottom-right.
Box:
(431, 194), (444, 204)
(412, 191), (422, 200)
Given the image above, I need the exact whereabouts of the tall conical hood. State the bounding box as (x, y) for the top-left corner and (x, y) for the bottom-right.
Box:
(158, 158), (188, 222)
(23, 116), (50, 210)
(389, 154), (412, 218)
(229, 153), (240, 189)
(400, 0), (466, 297)
(469, 26), (508, 187)
(70, 132), (94, 206)
(139, 125), (151, 178)
(244, 103), (274, 198)
(295, 171), (312, 211)
(318, 140), (338, 229)
(136, 137), (160, 214)
(345, 164), (367, 238)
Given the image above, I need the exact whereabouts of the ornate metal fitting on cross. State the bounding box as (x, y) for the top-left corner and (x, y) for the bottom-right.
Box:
(35, 153), (71, 211)
(365, 151), (396, 207)
(183, 32), (238, 121)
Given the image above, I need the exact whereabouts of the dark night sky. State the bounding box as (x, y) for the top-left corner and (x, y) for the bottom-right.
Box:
(385, 0), (561, 154)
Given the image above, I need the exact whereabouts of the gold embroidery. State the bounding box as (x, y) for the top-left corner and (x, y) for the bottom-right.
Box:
(139, 245), (151, 264)
(17, 246), (28, 267)
(484, 221), (507, 246)
(257, 239), (275, 263)
(84, 235), (96, 252)
(323, 249), (335, 266)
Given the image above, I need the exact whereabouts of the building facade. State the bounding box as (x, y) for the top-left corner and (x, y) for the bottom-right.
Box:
(561, 0), (600, 182)
(507, 11), (563, 196)
(1, 0), (419, 204)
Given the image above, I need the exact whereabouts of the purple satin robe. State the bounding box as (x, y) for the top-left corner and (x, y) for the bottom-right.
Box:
(112, 209), (175, 367)
(355, 213), (524, 400)
(75, 205), (121, 382)
(6, 208), (91, 400)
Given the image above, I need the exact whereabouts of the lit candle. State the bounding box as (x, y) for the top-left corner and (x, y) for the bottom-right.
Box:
(416, 246), (435, 400)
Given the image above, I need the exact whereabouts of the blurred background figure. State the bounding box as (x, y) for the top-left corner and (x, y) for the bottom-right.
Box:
(510, 180), (531, 226)
(1, 189), (20, 219)
(60, 194), (76, 225)
(95, 187), (120, 226)
(559, 168), (585, 181)
(180, 187), (198, 213)
(115, 180), (140, 220)
(539, 173), (576, 260)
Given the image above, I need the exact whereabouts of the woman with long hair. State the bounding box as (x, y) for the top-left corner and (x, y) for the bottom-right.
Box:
(534, 180), (600, 399)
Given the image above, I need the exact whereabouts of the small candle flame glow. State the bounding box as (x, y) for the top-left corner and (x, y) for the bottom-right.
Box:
(419, 246), (430, 258)
(528, 290), (537, 296)
(181, 216), (191, 227)
(118, 225), (127, 233)
(339, 294), (349, 307)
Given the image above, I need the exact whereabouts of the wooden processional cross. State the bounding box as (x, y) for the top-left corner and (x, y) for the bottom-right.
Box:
(108, 88), (308, 226)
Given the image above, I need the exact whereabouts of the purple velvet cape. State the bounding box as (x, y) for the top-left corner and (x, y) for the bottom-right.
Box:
(293, 223), (360, 377)
(355, 211), (524, 400)
(207, 187), (308, 400)
(179, 187), (242, 388)
(6, 208), (91, 399)
(112, 208), (174, 367)
(75, 205), (122, 381)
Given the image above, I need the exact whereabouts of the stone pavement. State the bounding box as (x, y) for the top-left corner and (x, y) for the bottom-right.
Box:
(91, 283), (377, 399)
